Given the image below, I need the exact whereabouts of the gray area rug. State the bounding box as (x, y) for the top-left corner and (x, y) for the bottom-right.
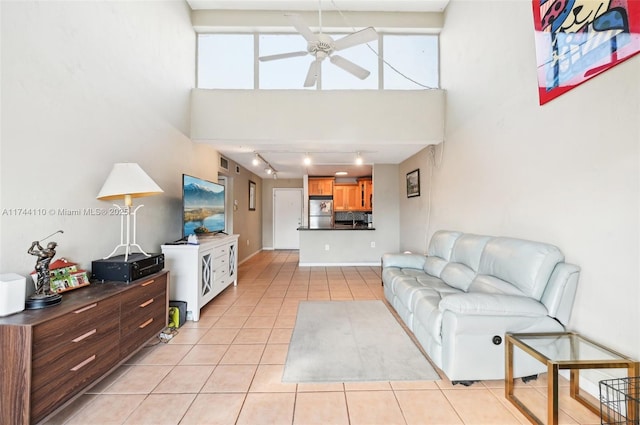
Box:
(282, 300), (441, 383)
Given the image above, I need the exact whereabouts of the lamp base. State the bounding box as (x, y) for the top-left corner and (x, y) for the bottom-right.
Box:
(25, 293), (63, 309)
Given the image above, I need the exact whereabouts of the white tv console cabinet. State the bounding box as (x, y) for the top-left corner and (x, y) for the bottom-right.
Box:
(161, 234), (239, 321)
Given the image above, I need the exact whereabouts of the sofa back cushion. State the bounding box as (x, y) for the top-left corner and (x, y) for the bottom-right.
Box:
(440, 234), (491, 291)
(423, 230), (462, 277)
(474, 237), (564, 299)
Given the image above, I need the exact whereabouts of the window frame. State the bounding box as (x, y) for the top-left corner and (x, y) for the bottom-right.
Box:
(196, 31), (439, 90)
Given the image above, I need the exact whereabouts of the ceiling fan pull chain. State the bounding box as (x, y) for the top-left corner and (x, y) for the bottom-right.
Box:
(318, 0), (323, 34)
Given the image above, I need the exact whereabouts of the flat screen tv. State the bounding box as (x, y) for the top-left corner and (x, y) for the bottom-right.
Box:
(182, 174), (226, 237)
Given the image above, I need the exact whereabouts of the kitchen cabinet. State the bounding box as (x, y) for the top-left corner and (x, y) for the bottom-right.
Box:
(333, 184), (359, 211)
(358, 177), (373, 210)
(334, 179), (373, 212)
(308, 178), (334, 196)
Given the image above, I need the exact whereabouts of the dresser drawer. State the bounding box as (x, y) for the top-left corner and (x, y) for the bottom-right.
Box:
(120, 276), (166, 313)
(31, 317), (120, 391)
(32, 296), (120, 359)
(31, 323), (120, 422)
(120, 290), (166, 337)
(120, 302), (166, 359)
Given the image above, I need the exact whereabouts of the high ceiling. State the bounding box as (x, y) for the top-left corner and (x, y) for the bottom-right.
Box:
(187, 0), (449, 179)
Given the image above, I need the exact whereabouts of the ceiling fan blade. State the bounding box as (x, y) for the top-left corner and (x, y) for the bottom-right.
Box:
(286, 13), (319, 43)
(329, 55), (370, 80)
(304, 59), (321, 87)
(333, 27), (378, 51)
(259, 51), (308, 62)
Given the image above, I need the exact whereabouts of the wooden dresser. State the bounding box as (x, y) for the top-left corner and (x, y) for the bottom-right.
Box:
(0, 270), (169, 425)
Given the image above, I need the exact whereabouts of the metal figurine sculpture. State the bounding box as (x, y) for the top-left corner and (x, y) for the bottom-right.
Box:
(25, 230), (64, 309)
(28, 240), (58, 295)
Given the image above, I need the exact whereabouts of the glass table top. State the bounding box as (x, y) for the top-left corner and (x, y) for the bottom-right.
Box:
(509, 332), (631, 363)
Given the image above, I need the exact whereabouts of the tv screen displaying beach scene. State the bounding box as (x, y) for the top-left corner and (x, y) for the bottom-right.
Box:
(182, 174), (225, 237)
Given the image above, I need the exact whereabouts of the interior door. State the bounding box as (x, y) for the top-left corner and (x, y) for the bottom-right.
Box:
(273, 188), (303, 249)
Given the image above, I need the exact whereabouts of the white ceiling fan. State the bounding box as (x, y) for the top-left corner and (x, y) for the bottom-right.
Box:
(258, 2), (378, 87)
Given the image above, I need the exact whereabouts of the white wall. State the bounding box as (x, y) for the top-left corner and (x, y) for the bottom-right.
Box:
(0, 1), (211, 280)
(191, 89), (445, 145)
(404, 0), (639, 361)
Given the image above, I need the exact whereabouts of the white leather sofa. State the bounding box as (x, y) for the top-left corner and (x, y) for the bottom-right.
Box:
(382, 230), (580, 383)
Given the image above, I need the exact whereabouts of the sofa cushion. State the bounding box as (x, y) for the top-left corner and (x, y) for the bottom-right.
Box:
(440, 263), (476, 291)
(438, 234), (491, 291)
(439, 293), (549, 317)
(477, 237), (564, 299)
(423, 257), (449, 277)
(427, 230), (463, 258)
(468, 275), (527, 296)
(382, 253), (427, 270)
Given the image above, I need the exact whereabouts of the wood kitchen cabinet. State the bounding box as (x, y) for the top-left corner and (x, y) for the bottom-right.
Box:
(358, 177), (373, 210)
(0, 271), (169, 425)
(335, 178), (373, 211)
(333, 184), (359, 211)
(308, 178), (334, 196)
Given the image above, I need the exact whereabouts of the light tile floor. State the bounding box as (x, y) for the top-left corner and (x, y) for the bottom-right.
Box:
(43, 250), (601, 424)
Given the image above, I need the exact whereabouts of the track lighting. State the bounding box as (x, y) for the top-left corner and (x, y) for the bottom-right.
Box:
(253, 152), (278, 177)
(355, 152), (363, 165)
(303, 154), (311, 166)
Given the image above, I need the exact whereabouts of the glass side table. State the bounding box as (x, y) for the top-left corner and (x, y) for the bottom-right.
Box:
(505, 332), (638, 425)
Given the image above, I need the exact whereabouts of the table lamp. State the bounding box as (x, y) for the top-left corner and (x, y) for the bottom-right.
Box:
(97, 163), (163, 261)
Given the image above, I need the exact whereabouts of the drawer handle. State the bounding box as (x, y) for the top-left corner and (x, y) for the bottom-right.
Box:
(72, 329), (97, 343)
(139, 318), (154, 329)
(139, 298), (154, 308)
(70, 355), (96, 372)
(73, 303), (97, 314)
(141, 279), (155, 287)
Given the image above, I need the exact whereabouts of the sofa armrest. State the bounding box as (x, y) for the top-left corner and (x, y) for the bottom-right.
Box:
(439, 293), (549, 317)
(381, 253), (427, 270)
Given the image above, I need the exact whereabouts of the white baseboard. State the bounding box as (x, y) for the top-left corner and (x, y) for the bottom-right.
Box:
(298, 262), (381, 267)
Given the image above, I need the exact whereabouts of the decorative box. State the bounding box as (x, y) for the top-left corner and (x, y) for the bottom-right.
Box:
(0, 273), (26, 316)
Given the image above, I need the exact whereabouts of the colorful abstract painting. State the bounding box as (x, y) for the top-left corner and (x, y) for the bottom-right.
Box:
(532, 0), (640, 104)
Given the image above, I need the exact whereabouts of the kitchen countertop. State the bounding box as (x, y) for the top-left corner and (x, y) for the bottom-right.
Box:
(298, 224), (375, 231)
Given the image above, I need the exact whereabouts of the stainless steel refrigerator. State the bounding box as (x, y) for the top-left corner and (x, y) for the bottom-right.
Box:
(309, 197), (333, 229)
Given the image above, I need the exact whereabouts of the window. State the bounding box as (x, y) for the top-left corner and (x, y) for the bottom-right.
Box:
(383, 35), (439, 89)
(198, 34), (254, 89)
(321, 34), (378, 90)
(259, 34), (313, 89)
(197, 33), (438, 90)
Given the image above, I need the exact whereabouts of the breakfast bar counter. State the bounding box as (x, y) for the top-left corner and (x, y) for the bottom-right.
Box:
(297, 226), (382, 266)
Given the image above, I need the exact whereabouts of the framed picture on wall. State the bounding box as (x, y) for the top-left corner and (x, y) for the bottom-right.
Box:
(406, 169), (420, 198)
(531, 1), (640, 105)
(249, 180), (256, 211)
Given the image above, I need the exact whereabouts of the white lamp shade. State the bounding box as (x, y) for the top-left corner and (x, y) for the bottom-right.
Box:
(97, 163), (163, 201)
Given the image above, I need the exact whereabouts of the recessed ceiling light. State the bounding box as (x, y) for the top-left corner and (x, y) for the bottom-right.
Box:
(335, 171), (348, 176)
